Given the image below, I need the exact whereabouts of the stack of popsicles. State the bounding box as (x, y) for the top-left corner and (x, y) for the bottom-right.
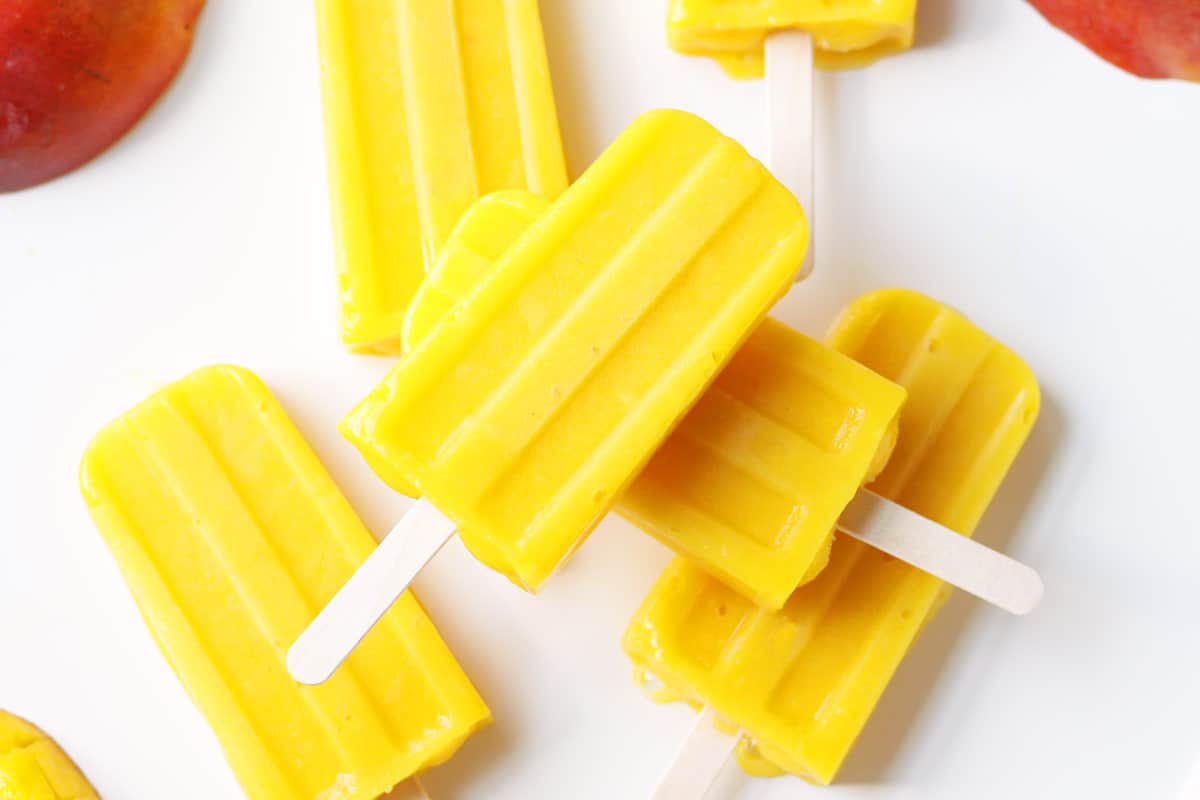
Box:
(625, 289), (1039, 785)
(65, 0), (1050, 797)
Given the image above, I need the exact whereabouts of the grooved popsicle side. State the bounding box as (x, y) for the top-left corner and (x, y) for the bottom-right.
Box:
(80, 366), (490, 800)
(316, 0), (423, 353)
(623, 289), (1040, 785)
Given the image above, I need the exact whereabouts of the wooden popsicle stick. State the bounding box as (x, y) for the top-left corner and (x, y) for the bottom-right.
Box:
(382, 777), (432, 800)
(838, 490), (1044, 615)
(765, 30), (815, 281)
(650, 706), (738, 800)
(287, 498), (457, 685)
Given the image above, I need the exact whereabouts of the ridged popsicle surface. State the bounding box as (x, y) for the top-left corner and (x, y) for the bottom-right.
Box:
(624, 289), (1040, 784)
(402, 189), (895, 607)
(343, 110), (808, 592)
(81, 366), (489, 800)
(316, 0), (567, 352)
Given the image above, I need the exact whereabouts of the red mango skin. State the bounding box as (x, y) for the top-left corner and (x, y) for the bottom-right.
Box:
(1028, 0), (1200, 81)
(0, 0), (205, 193)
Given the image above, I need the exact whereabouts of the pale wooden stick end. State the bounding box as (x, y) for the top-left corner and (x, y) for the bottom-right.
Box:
(765, 30), (815, 282)
(287, 498), (456, 684)
(839, 490), (1044, 615)
(650, 705), (738, 800)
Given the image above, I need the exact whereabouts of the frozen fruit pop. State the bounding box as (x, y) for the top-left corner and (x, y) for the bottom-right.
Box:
(0, 710), (97, 800)
(81, 366), (490, 800)
(345, 108), (805, 590)
(288, 109), (808, 684)
(316, 0), (567, 353)
(625, 289), (1041, 787)
(404, 189), (904, 609)
(669, 0), (918, 76)
(406, 191), (1041, 616)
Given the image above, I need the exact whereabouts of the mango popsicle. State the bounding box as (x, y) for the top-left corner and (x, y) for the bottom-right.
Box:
(290, 110), (808, 684)
(669, 0), (918, 77)
(624, 289), (1041, 785)
(341, 109), (806, 591)
(0, 711), (97, 800)
(315, 0), (567, 353)
(81, 366), (490, 800)
(404, 189), (904, 609)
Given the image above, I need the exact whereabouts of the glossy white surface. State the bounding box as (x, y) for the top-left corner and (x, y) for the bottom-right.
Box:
(2, 2), (1198, 798)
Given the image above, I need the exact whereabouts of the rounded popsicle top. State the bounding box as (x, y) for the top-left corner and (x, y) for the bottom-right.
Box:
(79, 364), (267, 503)
(830, 287), (1041, 427)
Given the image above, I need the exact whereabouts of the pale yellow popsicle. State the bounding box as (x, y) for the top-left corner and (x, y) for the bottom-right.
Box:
(316, 0), (567, 352)
(81, 365), (490, 800)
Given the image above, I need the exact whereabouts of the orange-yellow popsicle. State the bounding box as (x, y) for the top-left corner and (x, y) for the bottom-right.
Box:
(624, 289), (1040, 784)
(316, 0), (567, 352)
(341, 109), (809, 593)
(81, 366), (489, 800)
(403, 189), (904, 608)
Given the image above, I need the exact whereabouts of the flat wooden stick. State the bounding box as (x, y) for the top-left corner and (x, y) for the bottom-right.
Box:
(765, 30), (815, 281)
(287, 498), (456, 685)
(839, 490), (1044, 615)
(650, 706), (737, 800)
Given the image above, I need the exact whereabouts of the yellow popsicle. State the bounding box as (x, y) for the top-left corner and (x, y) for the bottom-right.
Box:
(403, 189), (903, 608)
(624, 288), (1040, 784)
(0, 711), (97, 800)
(668, 0), (917, 76)
(316, 0), (567, 353)
(81, 366), (489, 800)
(342, 109), (808, 592)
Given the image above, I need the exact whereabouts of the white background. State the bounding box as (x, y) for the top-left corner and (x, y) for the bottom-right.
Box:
(2, 2), (1198, 798)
